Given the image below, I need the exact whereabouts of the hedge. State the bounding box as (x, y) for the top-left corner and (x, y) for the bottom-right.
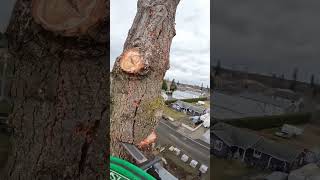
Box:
(224, 112), (311, 130)
(165, 97), (208, 105)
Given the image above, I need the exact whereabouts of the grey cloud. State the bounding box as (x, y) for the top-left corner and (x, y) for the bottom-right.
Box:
(214, 0), (320, 82)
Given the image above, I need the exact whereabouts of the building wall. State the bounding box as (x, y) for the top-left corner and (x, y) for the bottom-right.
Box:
(245, 149), (305, 172)
(245, 149), (271, 170)
(211, 134), (230, 157)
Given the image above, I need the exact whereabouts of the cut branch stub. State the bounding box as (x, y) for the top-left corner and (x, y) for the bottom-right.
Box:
(119, 48), (145, 74)
(31, 0), (106, 36)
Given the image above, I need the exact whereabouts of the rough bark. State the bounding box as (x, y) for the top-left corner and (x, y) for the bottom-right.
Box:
(110, 0), (180, 159)
(1, 0), (109, 179)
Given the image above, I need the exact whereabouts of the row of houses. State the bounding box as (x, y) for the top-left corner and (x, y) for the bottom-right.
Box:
(171, 100), (208, 116)
(211, 123), (307, 172)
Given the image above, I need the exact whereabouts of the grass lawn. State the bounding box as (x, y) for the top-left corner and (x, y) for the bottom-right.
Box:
(203, 101), (210, 109)
(163, 105), (188, 121)
(211, 156), (268, 180)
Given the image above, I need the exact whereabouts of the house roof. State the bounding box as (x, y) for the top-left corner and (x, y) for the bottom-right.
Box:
(173, 100), (206, 113)
(212, 92), (285, 119)
(252, 138), (303, 163)
(212, 123), (261, 149)
(289, 163), (320, 179)
(212, 123), (303, 162)
(272, 88), (301, 101)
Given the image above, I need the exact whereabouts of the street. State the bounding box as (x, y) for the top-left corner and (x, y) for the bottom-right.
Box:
(155, 119), (210, 166)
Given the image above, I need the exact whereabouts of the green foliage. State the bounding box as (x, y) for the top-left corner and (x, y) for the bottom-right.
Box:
(224, 112), (311, 130)
(170, 79), (177, 92)
(162, 80), (168, 91)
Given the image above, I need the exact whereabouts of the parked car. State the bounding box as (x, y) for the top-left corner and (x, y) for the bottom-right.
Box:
(189, 116), (203, 125)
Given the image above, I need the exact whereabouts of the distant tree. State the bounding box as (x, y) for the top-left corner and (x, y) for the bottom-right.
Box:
(177, 81), (180, 86)
(310, 74), (315, 88)
(293, 68), (298, 81)
(162, 80), (168, 91)
(290, 67), (298, 91)
(215, 59), (221, 76)
(170, 79), (177, 92)
(310, 74), (317, 97)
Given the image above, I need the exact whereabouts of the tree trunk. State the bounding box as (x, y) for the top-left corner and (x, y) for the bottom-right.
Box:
(2, 0), (109, 179)
(110, 0), (180, 159)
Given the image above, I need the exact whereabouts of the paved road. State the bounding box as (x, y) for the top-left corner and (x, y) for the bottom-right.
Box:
(155, 119), (210, 166)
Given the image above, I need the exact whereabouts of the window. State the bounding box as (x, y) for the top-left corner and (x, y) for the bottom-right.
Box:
(214, 140), (223, 151)
(253, 150), (262, 158)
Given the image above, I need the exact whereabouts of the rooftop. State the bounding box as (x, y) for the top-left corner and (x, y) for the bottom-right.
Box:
(212, 91), (293, 120)
(212, 123), (304, 162)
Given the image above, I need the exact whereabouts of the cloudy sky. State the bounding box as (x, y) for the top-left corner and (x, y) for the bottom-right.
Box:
(111, 0), (210, 87)
(213, 0), (320, 83)
(0, 0), (16, 33)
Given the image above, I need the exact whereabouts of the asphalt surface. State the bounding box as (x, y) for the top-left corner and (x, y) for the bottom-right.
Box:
(155, 119), (210, 166)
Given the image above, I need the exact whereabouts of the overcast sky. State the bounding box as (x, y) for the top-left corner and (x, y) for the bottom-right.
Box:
(111, 0), (210, 87)
(0, 1), (16, 33)
(213, 0), (320, 83)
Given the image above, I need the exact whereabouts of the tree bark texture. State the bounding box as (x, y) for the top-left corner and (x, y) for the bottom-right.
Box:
(110, 0), (180, 159)
(1, 0), (109, 179)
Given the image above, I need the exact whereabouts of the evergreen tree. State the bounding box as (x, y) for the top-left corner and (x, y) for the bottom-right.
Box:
(310, 74), (315, 88)
(162, 80), (168, 91)
(290, 67), (298, 91)
(170, 79), (177, 92)
(310, 74), (317, 97)
(215, 59), (221, 76)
